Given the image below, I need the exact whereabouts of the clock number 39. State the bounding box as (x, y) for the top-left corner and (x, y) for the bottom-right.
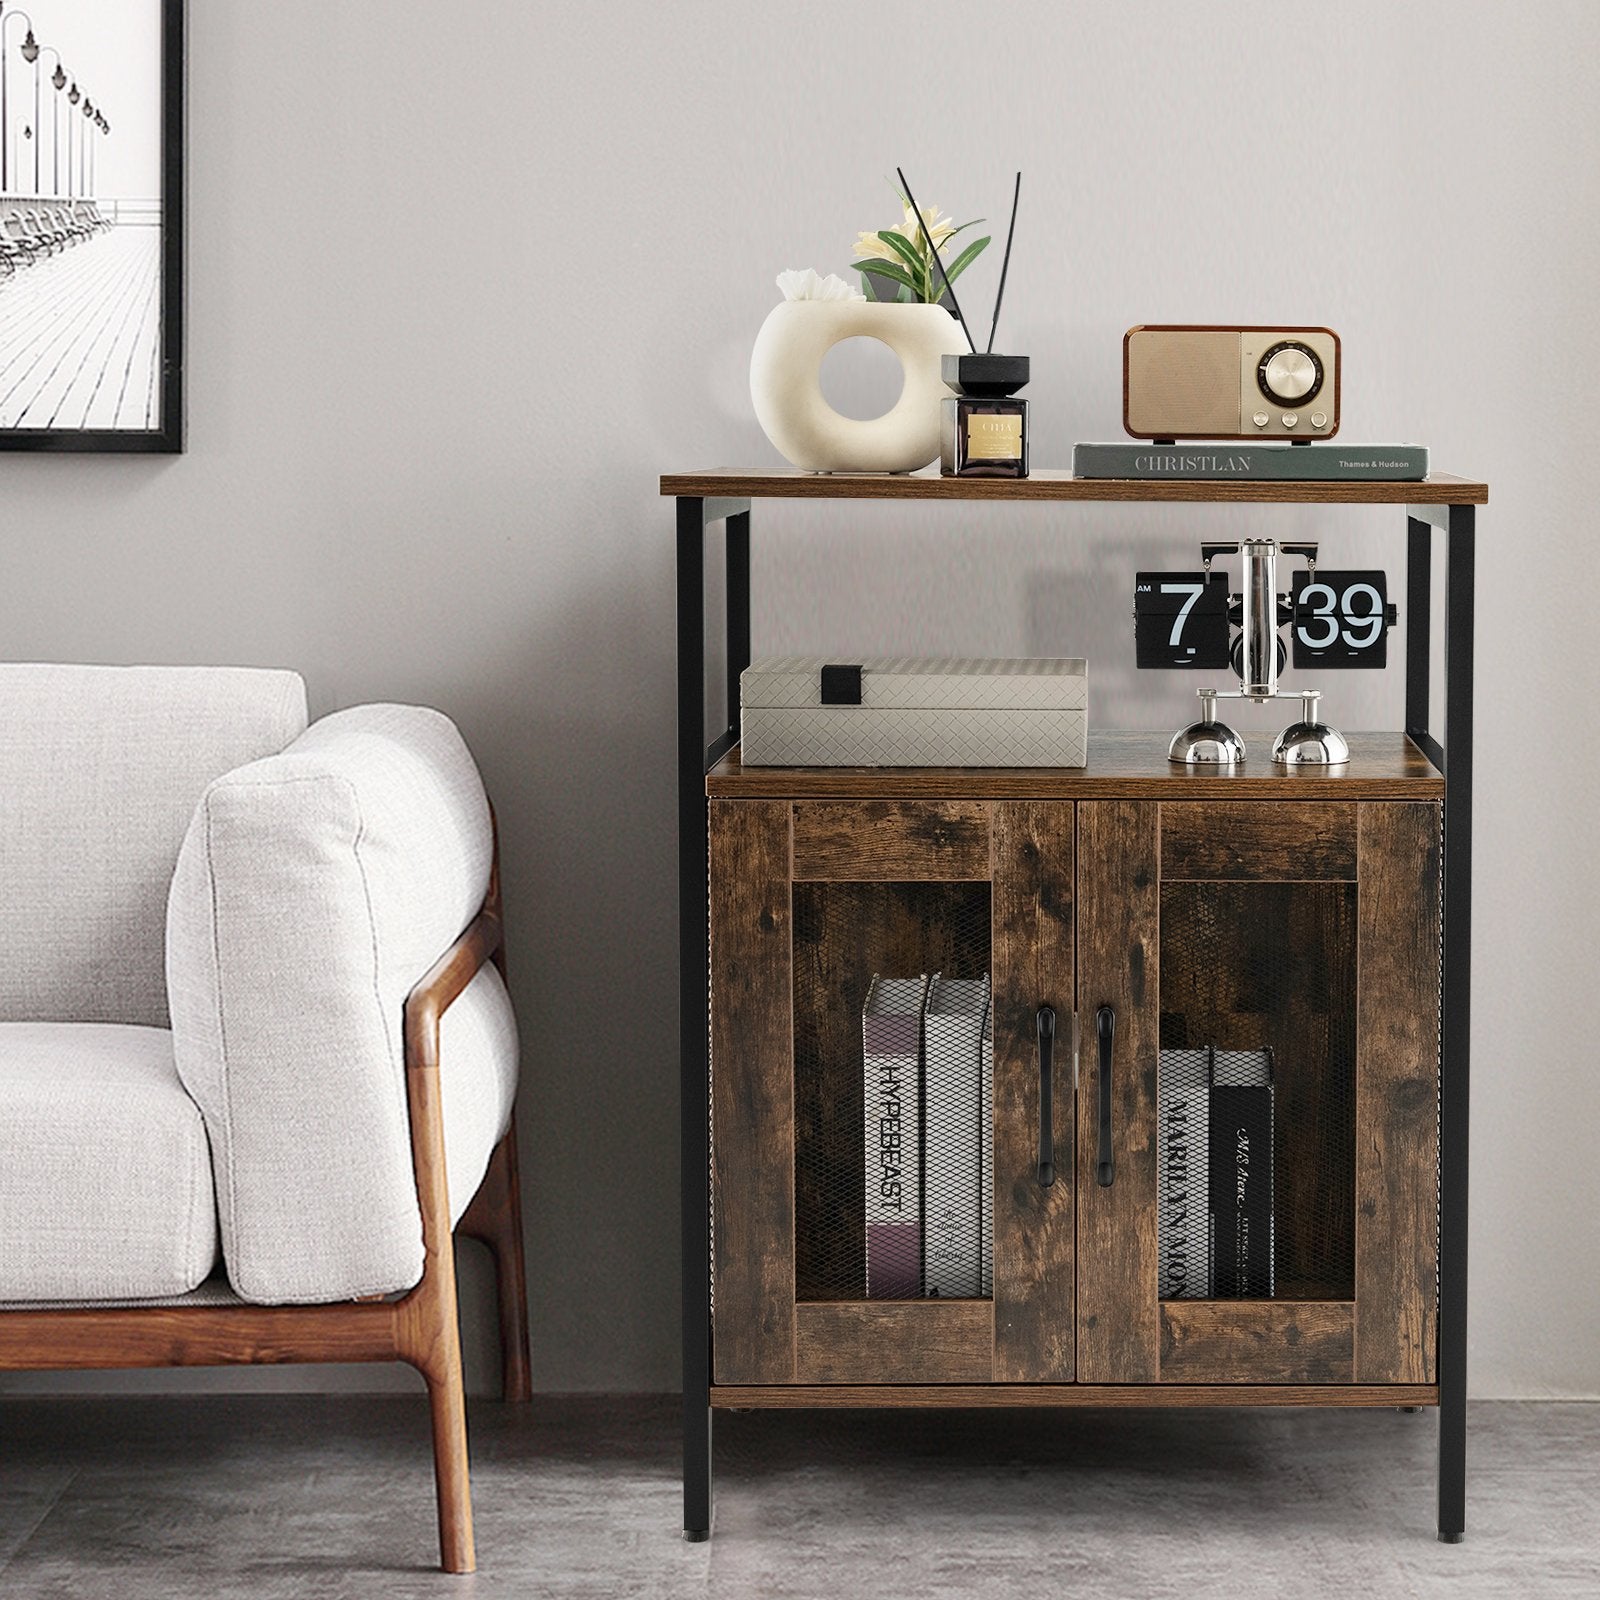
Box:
(1296, 581), (1385, 651)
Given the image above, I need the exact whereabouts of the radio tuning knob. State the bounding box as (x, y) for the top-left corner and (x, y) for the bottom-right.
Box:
(1258, 342), (1323, 405)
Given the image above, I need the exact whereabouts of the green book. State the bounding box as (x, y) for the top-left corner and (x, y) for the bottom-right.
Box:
(1073, 441), (1429, 481)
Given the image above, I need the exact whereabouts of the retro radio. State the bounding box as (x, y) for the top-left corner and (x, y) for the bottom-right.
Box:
(1123, 325), (1340, 442)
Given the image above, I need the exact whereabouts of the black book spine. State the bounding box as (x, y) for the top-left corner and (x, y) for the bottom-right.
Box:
(1209, 1084), (1274, 1298)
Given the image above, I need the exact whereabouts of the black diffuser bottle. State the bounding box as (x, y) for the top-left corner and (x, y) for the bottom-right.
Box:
(897, 165), (1029, 480)
(941, 353), (1029, 478)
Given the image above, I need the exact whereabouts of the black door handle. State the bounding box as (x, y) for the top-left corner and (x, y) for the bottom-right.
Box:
(1096, 1004), (1116, 1187)
(1036, 1006), (1056, 1187)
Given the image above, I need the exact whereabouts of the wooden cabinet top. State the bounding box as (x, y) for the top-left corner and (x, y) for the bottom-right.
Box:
(709, 732), (1443, 800)
(662, 469), (1487, 505)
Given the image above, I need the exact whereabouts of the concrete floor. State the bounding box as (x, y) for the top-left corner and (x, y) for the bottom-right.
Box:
(0, 1395), (1594, 1598)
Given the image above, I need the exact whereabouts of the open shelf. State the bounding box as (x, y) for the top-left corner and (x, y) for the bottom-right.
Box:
(710, 732), (1444, 800)
(662, 468), (1488, 505)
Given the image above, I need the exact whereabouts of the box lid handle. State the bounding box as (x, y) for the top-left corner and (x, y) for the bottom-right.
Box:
(819, 664), (862, 706)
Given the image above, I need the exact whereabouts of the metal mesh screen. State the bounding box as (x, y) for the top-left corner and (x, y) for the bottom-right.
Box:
(1159, 881), (1357, 1301)
(793, 881), (992, 1303)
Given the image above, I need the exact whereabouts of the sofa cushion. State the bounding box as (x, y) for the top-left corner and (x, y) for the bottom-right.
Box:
(0, 665), (308, 1028)
(165, 704), (518, 1304)
(0, 1023), (219, 1300)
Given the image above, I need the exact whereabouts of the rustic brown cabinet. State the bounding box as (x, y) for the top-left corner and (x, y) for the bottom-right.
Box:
(668, 471), (1482, 1543)
(709, 772), (1441, 1399)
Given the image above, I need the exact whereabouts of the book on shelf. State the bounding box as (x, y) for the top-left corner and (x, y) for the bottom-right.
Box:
(1072, 441), (1429, 481)
(922, 974), (992, 1299)
(863, 975), (927, 1298)
(1208, 1049), (1275, 1299)
(1158, 1047), (1212, 1299)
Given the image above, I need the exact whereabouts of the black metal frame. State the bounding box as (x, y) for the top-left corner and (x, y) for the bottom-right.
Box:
(0, 0), (185, 453)
(678, 495), (750, 1542)
(678, 491), (1474, 1544)
(1406, 502), (1474, 1544)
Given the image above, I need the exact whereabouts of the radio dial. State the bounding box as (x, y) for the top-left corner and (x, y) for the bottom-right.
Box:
(1258, 342), (1323, 406)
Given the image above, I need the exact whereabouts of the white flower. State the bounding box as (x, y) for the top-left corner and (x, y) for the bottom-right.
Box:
(852, 230), (902, 264)
(898, 200), (956, 252)
(853, 201), (956, 265)
(776, 268), (866, 302)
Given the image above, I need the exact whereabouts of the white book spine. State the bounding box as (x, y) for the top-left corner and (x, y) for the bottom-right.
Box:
(864, 975), (927, 1299)
(923, 975), (991, 1299)
(1158, 1048), (1212, 1299)
(980, 1002), (993, 1297)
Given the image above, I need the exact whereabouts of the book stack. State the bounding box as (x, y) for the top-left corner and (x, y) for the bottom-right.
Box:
(863, 972), (992, 1299)
(1072, 442), (1429, 481)
(1157, 1047), (1275, 1299)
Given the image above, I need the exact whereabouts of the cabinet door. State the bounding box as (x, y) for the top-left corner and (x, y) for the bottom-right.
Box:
(1075, 800), (1441, 1385)
(708, 799), (1075, 1387)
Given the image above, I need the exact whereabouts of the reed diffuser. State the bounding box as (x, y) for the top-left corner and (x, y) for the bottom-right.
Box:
(898, 168), (1030, 479)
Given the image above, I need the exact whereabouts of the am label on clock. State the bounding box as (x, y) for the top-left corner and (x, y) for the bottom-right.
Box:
(1134, 572), (1231, 669)
(1291, 570), (1393, 668)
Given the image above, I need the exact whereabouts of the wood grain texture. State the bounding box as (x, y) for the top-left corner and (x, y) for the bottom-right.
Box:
(710, 1383), (1436, 1409)
(1161, 802), (1356, 881)
(398, 881), (522, 1574)
(708, 801), (796, 1384)
(661, 469), (1487, 504)
(990, 803), (1075, 1382)
(1075, 802), (1161, 1382)
(0, 1301), (402, 1369)
(794, 1302), (995, 1384)
(1160, 1301), (1355, 1384)
(1355, 803), (1442, 1384)
(710, 733), (1444, 800)
(792, 800), (989, 881)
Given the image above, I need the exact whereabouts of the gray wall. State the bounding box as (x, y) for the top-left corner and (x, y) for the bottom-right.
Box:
(1, 1), (1595, 1399)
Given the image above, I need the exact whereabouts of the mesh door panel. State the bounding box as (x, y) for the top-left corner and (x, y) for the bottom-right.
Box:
(1159, 880), (1356, 1301)
(793, 881), (991, 1302)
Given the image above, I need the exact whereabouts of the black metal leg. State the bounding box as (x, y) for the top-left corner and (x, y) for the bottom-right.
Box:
(677, 496), (712, 1541)
(1405, 515), (1431, 743)
(1437, 504), (1474, 1544)
(726, 511), (751, 739)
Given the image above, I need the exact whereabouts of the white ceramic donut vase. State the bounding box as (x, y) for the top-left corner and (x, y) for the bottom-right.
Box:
(750, 301), (968, 473)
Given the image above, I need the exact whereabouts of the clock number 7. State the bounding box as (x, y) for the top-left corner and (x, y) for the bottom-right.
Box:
(1160, 582), (1205, 648)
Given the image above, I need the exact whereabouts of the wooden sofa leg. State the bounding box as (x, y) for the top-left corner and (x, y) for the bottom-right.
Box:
(424, 1347), (476, 1575)
(399, 1275), (476, 1574)
(460, 1126), (533, 1403)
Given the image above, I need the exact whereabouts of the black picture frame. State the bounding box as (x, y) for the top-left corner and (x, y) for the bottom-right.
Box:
(0, 0), (184, 453)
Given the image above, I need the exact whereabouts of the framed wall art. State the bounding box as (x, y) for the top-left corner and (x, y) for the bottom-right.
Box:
(0, 0), (183, 451)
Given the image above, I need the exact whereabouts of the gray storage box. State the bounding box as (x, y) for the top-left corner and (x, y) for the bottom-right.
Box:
(740, 657), (1088, 768)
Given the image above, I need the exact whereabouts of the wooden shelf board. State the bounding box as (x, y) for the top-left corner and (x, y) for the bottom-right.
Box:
(662, 468), (1487, 505)
(709, 732), (1444, 800)
(711, 1383), (1439, 1410)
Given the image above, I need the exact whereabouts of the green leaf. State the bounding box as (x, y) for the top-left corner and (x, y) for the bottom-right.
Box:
(859, 271), (877, 301)
(874, 228), (927, 277)
(940, 219), (986, 246)
(942, 235), (991, 286)
(851, 259), (921, 297)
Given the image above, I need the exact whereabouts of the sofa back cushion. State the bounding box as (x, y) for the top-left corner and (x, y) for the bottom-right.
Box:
(165, 703), (504, 1303)
(0, 664), (308, 1027)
